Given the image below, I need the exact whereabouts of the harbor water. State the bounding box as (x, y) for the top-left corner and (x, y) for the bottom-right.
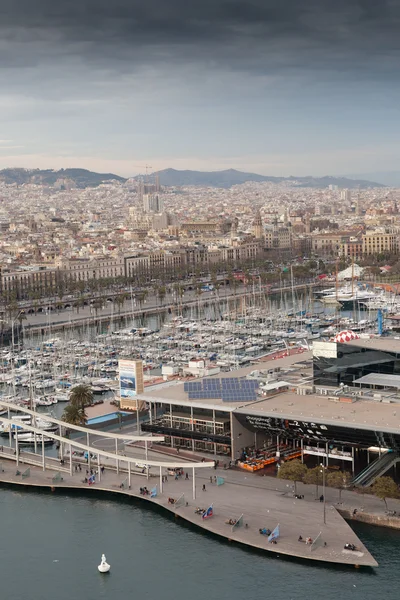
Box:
(1, 486), (400, 600)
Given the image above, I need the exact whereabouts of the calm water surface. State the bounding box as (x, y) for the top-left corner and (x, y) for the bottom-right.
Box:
(1, 487), (400, 600)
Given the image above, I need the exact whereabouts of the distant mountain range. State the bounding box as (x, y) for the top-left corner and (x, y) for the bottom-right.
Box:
(345, 171), (400, 187)
(148, 168), (385, 189)
(0, 168), (125, 188)
(0, 167), (385, 189)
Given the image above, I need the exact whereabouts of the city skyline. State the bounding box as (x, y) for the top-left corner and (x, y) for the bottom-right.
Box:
(1, 1), (400, 176)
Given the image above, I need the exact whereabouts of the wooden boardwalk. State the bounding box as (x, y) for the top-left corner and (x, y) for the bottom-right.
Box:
(0, 456), (378, 568)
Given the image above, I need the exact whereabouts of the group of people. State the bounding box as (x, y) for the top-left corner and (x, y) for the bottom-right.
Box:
(226, 518), (237, 525)
(168, 497), (176, 504)
(139, 487), (150, 495)
(298, 536), (313, 545)
(344, 543), (358, 551)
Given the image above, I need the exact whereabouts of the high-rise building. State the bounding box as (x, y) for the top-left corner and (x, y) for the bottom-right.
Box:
(340, 189), (351, 203)
(143, 194), (163, 213)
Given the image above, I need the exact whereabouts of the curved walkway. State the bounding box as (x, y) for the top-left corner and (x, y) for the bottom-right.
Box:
(0, 457), (378, 568)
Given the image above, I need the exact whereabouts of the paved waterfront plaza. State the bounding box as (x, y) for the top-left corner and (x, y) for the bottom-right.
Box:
(0, 455), (377, 568)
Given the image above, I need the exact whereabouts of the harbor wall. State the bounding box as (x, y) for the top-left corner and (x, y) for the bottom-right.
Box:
(338, 508), (400, 530)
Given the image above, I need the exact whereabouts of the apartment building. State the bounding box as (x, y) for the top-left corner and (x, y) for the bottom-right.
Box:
(362, 229), (398, 256)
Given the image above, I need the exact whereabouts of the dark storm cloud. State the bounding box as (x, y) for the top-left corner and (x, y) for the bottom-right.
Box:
(1, 0), (400, 76)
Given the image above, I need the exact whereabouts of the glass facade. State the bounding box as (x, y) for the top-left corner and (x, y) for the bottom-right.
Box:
(313, 342), (400, 387)
(141, 403), (231, 452)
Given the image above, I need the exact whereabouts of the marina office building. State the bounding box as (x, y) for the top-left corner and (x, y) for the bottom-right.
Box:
(139, 338), (400, 480)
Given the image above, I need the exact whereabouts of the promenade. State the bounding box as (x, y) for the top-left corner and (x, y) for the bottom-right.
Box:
(19, 280), (320, 332)
(0, 454), (378, 568)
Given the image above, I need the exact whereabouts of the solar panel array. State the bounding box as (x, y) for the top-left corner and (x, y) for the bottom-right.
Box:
(184, 378), (259, 402)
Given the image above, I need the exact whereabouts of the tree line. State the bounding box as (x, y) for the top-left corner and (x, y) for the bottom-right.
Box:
(278, 459), (400, 509)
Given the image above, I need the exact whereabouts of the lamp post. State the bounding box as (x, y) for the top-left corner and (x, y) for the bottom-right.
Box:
(320, 460), (326, 525)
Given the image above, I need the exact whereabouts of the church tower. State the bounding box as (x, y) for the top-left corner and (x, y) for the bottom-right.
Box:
(253, 209), (263, 239)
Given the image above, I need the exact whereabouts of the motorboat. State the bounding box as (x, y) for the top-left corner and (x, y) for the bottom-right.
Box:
(13, 432), (54, 445)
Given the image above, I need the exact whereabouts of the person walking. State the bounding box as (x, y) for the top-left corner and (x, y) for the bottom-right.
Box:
(202, 484), (206, 492)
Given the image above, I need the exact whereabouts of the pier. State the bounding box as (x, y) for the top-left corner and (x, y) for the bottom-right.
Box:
(0, 403), (378, 568)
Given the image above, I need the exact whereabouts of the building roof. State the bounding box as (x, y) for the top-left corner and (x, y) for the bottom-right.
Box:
(137, 352), (312, 411)
(353, 373), (400, 388)
(348, 338), (400, 354)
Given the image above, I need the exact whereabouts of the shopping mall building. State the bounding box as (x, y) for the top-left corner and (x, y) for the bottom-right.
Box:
(137, 338), (400, 480)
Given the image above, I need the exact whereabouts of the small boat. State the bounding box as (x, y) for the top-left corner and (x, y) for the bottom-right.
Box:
(13, 433), (54, 445)
(98, 554), (110, 573)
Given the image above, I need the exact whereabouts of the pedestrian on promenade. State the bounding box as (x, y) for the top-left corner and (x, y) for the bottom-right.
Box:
(185, 472), (189, 480)
(202, 484), (206, 491)
(214, 476), (217, 484)
(210, 476), (213, 484)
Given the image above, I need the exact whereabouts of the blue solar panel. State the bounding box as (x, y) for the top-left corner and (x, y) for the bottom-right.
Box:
(185, 376), (259, 400)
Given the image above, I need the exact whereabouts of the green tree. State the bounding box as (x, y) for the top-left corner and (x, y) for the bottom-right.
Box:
(371, 476), (400, 510)
(277, 459), (308, 493)
(114, 292), (127, 316)
(62, 403), (87, 426)
(69, 384), (93, 410)
(304, 465), (324, 498)
(157, 286), (167, 307)
(327, 470), (352, 502)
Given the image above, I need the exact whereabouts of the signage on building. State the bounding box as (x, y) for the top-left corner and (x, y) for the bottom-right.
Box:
(313, 341), (337, 359)
(118, 359), (144, 398)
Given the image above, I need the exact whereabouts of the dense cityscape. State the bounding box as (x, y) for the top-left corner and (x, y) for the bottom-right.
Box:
(3, 0), (400, 597)
(1, 171), (399, 305)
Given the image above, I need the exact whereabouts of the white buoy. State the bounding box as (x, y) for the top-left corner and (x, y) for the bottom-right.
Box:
(98, 554), (111, 573)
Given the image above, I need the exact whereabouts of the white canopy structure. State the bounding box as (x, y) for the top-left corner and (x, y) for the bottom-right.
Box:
(337, 264), (364, 280)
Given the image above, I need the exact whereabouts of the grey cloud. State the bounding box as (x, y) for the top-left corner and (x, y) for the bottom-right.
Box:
(1, 0), (400, 76)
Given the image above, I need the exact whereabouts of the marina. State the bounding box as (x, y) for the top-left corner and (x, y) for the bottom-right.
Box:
(1, 282), (399, 417)
(1, 284), (400, 574)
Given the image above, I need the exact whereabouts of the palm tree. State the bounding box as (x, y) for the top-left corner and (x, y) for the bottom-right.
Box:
(69, 384), (93, 410)
(157, 285), (167, 308)
(114, 292), (127, 316)
(62, 403), (87, 426)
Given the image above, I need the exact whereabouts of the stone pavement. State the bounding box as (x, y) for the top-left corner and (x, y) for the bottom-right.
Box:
(0, 454), (378, 568)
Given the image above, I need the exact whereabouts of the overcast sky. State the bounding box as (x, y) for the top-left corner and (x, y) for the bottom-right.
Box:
(1, 0), (400, 177)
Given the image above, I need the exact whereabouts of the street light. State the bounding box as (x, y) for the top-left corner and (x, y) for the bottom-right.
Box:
(320, 460), (326, 524)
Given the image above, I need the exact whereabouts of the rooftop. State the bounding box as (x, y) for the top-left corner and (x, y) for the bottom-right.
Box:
(138, 352), (313, 411)
(139, 343), (400, 434)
